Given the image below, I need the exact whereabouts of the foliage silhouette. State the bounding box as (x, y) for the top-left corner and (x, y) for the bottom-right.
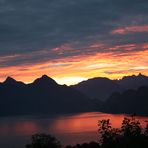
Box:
(26, 133), (61, 148)
(65, 142), (100, 148)
(26, 117), (148, 148)
(98, 119), (120, 148)
(98, 117), (148, 148)
(121, 117), (141, 137)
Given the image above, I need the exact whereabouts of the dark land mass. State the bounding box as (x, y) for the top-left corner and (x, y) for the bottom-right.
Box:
(0, 74), (148, 116)
(72, 77), (122, 101)
(103, 86), (148, 115)
(0, 75), (98, 116)
(73, 73), (148, 101)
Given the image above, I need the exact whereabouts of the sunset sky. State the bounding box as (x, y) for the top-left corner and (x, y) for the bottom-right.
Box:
(0, 0), (148, 85)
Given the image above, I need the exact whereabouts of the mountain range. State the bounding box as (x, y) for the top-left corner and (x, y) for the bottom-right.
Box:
(103, 86), (148, 115)
(0, 73), (148, 116)
(0, 75), (96, 116)
(72, 73), (148, 101)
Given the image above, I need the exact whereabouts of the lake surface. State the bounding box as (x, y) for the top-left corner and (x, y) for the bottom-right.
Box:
(0, 112), (148, 148)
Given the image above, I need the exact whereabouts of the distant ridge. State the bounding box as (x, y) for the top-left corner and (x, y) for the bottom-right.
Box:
(73, 73), (148, 101)
(117, 73), (148, 89)
(103, 86), (148, 115)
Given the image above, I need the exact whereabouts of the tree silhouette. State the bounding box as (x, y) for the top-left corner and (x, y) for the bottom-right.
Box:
(65, 142), (100, 148)
(98, 119), (111, 143)
(121, 117), (141, 137)
(98, 119), (120, 148)
(26, 133), (61, 148)
(98, 117), (148, 148)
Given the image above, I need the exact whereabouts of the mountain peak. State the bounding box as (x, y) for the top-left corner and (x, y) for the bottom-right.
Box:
(41, 75), (50, 80)
(33, 75), (58, 86)
(4, 76), (17, 84)
(137, 73), (146, 78)
(3, 77), (25, 86)
(138, 73), (142, 76)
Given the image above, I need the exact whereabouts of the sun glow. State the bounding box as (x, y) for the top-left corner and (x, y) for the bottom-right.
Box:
(54, 77), (88, 86)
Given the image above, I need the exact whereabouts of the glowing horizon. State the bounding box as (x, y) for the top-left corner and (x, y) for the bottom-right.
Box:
(1, 46), (148, 86)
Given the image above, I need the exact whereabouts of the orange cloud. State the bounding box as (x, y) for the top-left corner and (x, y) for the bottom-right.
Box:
(89, 43), (104, 49)
(108, 44), (136, 51)
(112, 25), (148, 34)
(0, 43), (148, 85)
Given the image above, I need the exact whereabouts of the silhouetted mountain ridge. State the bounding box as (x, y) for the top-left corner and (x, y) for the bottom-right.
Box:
(72, 77), (122, 101)
(2, 76), (25, 86)
(116, 73), (148, 89)
(0, 74), (148, 116)
(0, 75), (98, 116)
(103, 86), (148, 115)
(32, 75), (58, 86)
(73, 73), (148, 101)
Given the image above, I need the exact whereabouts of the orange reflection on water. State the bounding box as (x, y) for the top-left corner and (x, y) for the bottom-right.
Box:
(14, 121), (40, 135)
(50, 112), (148, 134)
(0, 120), (40, 136)
(0, 112), (148, 147)
(0, 113), (147, 137)
(50, 113), (99, 133)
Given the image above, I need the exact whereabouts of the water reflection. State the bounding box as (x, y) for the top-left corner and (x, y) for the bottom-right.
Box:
(0, 112), (148, 148)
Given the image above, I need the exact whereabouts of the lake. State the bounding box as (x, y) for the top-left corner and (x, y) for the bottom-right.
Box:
(0, 112), (148, 148)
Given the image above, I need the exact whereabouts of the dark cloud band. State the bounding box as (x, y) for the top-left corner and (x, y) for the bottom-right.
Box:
(0, 0), (148, 66)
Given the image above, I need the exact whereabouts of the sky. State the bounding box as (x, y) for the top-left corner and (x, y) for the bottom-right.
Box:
(0, 0), (148, 85)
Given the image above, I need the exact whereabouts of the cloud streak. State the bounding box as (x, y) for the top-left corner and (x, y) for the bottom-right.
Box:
(112, 25), (148, 34)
